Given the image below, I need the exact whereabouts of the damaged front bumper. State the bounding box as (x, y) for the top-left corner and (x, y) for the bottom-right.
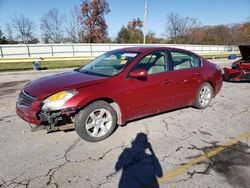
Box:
(16, 103), (78, 132)
(39, 111), (63, 132)
(39, 107), (79, 132)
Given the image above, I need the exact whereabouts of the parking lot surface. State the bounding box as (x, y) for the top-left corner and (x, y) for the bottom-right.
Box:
(0, 59), (249, 188)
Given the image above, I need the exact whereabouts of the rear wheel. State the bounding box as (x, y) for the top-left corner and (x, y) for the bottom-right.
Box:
(194, 82), (213, 109)
(74, 101), (117, 142)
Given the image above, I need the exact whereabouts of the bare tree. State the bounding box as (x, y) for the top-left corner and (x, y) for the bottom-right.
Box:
(40, 8), (65, 43)
(0, 29), (8, 44)
(207, 25), (232, 45)
(186, 27), (206, 44)
(165, 13), (250, 44)
(5, 23), (13, 40)
(11, 15), (35, 43)
(66, 6), (86, 43)
(242, 22), (250, 43)
(166, 12), (199, 43)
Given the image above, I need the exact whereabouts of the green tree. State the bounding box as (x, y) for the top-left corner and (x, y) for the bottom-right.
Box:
(127, 18), (143, 43)
(116, 26), (130, 43)
(116, 18), (143, 43)
(145, 31), (163, 43)
(0, 29), (8, 44)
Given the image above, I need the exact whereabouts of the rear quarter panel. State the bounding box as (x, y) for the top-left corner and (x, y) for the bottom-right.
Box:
(202, 59), (223, 96)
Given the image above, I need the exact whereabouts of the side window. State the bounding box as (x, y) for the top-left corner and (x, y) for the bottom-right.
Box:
(138, 54), (157, 65)
(133, 51), (168, 75)
(170, 51), (201, 70)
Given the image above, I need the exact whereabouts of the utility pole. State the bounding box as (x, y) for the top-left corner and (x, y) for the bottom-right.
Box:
(143, 0), (148, 44)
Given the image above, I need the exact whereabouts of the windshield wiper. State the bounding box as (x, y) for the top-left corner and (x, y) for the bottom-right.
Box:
(80, 70), (110, 77)
(80, 70), (91, 74)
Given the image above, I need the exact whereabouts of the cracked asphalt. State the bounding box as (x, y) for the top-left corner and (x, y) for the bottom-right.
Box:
(0, 59), (250, 188)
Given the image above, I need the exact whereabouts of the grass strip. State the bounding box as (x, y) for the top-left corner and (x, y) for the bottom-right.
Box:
(0, 60), (89, 72)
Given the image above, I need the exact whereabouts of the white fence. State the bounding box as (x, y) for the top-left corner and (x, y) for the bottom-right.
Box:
(0, 43), (239, 58)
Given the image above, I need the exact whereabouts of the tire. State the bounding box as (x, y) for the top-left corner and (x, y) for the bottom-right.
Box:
(74, 101), (117, 142)
(194, 82), (213, 109)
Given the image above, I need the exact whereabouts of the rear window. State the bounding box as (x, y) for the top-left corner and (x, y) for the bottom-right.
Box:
(170, 51), (201, 70)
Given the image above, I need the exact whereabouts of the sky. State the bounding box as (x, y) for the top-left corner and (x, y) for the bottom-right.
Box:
(0, 0), (250, 40)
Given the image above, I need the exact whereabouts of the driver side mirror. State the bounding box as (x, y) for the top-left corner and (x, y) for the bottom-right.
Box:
(129, 69), (148, 79)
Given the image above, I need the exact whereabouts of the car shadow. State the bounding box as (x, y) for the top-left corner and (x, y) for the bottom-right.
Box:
(115, 133), (163, 188)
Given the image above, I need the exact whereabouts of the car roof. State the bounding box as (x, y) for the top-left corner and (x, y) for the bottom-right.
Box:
(115, 46), (197, 55)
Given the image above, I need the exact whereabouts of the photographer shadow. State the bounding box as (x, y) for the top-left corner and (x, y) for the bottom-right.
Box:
(115, 133), (163, 188)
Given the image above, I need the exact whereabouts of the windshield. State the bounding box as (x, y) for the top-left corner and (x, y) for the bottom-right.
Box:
(79, 50), (139, 77)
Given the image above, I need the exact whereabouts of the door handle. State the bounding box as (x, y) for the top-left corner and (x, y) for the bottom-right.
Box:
(182, 79), (188, 83)
(163, 79), (173, 84)
(194, 72), (201, 76)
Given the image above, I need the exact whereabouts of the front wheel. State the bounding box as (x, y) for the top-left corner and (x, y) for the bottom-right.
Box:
(74, 101), (117, 142)
(194, 82), (213, 109)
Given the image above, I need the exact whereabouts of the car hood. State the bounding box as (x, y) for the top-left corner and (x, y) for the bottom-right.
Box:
(24, 71), (108, 99)
(239, 45), (250, 60)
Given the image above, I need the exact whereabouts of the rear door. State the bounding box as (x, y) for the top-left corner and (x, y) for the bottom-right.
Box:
(168, 50), (203, 107)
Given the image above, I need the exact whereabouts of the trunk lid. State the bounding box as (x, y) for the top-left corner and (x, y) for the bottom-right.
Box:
(239, 45), (250, 60)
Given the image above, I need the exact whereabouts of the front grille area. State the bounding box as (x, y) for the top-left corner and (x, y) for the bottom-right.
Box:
(18, 91), (36, 107)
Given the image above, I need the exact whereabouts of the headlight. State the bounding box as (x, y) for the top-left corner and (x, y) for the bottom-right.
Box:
(42, 90), (78, 111)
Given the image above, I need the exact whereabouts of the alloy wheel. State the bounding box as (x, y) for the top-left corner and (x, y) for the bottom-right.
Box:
(199, 86), (212, 107)
(85, 108), (113, 137)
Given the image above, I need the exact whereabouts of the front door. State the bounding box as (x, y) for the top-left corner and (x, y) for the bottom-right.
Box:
(124, 51), (174, 120)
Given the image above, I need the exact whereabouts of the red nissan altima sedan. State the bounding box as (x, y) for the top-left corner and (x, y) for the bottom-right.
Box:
(16, 47), (222, 142)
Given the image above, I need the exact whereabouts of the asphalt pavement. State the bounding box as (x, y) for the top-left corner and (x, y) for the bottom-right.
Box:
(0, 59), (249, 188)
